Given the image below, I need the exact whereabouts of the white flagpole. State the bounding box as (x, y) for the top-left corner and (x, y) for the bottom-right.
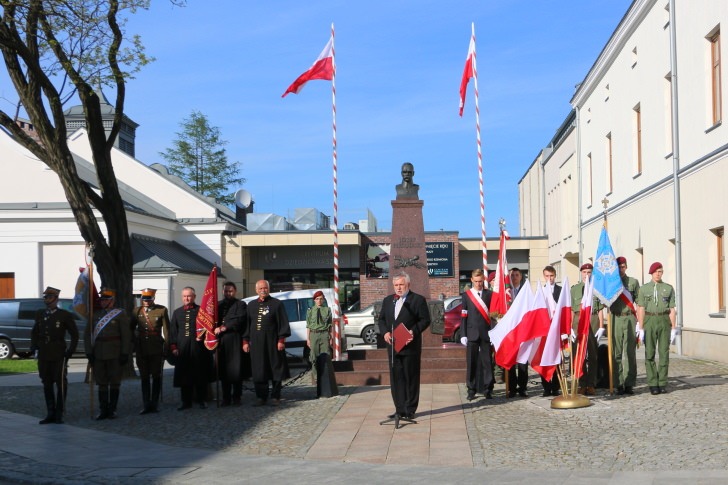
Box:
(330, 23), (342, 361)
(472, 23), (487, 273)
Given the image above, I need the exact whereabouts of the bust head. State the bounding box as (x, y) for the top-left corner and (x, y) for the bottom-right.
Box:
(401, 162), (414, 184)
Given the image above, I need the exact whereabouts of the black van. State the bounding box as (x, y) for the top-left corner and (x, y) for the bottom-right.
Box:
(0, 299), (86, 359)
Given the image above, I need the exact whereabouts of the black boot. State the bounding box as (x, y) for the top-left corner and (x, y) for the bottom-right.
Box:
(54, 386), (65, 423)
(39, 386), (55, 424)
(139, 378), (151, 415)
(108, 388), (120, 419)
(96, 388), (109, 420)
(150, 376), (161, 413)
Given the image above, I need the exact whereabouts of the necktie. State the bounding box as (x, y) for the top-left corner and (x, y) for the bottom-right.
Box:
(394, 297), (403, 319)
(478, 291), (481, 299)
(317, 308), (322, 324)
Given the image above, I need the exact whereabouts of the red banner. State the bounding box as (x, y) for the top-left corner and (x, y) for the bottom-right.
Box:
(196, 265), (218, 350)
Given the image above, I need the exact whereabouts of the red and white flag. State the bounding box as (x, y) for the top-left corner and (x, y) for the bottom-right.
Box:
(514, 285), (552, 365)
(458, 34), (476, 116)
(530, 277), (572, 380)
(282, 35), (334, 97)
(489, 230), (511, 316)
(196, 265), (218, 351)
(573, 276), (594, 380)
(618, 289), (636, 315)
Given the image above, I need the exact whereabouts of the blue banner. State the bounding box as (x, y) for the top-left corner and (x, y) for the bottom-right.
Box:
(592, 226), (623, 306)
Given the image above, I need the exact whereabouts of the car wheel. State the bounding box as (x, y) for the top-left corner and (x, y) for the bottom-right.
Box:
(0, 339), (12, 360)
(453, 327), (462, 343)
(361, 325), (377, 345)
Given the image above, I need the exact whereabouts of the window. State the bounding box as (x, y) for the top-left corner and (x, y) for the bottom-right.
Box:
(718, 227), (725, 312)
(710, 30), (722, 124)
(634, 105), (642, 175)
(606, 133), (613, 194)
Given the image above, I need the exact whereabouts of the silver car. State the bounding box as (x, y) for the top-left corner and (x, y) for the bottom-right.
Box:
(343, 305), (377, 345)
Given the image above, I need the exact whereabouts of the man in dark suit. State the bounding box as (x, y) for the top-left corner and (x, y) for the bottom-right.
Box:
(378, 271), (431, 419)
(461, 269), (494, 400)
(541, 266), (562, 396)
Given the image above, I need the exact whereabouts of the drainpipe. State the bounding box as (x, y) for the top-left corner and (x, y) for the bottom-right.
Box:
(576, 106), (583, 267)
(669, 0), (684, 355)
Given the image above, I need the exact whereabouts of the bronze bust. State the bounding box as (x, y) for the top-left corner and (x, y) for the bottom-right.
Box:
(395, 162), (419, 199)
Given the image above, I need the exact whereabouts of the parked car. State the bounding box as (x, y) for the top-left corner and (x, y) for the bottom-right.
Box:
(242, 288), (346, 357)
(0, 298), (87, 359)
(443, 303), (462, 342)
(443, 296), (462, 312)
(343, 305), (377, 345)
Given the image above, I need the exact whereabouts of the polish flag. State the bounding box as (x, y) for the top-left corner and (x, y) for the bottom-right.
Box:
(573, 276), (594, 380)
(618, 290), (636, 315)
(282, 35), (334, 97)
(489, 230), (511, 316)
(530, 277), (572, 380)
(515, 286), (551, 365)
(458, 34), (476, 116)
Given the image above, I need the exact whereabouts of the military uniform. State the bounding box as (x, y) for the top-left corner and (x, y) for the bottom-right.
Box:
(306, 304), (332, 371)
(217, 297), (249, 405)
(610, 274), (639, 393)
(84, 298), (132, 420)
(132, 294), (169, 414)
(30, 294), (79, 424)
(637, 279), (675, 391)
(571, 281), (603, 392)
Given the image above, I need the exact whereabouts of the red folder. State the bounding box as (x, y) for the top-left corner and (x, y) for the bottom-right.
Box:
(393, 323), (412, 353)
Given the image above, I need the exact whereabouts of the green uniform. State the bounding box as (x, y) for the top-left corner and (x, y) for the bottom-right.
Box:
(306, 305), (332, 370)
(637, 280), (675, 388)
(85, 307), (131, 419)
(609, 275), (639, 389)
(132, 304), (169, 413)
(571, 282), (603, 388)
(30, 307), (79, 423)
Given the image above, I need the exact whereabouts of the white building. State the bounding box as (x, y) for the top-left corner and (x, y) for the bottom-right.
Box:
(520, 0), (728, 363)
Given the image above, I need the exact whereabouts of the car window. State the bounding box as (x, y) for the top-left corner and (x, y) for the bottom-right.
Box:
(18, 301), (45, 320)
(281, 299), (300, 322)
(0, 301), (19, 320)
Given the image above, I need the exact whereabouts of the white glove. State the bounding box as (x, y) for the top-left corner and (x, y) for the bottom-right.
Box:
(571, 329), (577, 342)
(594, 328), (605, 340)
(637, 328), (645, 343)
(670, 328), (676, 344)
(560, 333), (569, 342)
(460, 336), (468, 346)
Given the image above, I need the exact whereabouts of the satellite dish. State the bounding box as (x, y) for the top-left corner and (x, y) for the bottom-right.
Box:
(149, 163), (169, 175)
(234, 189), (252, 209)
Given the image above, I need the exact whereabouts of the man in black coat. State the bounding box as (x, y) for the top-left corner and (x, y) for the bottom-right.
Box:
(215, 281), (249, 406)
(541, 265), (562, 396)
(377, 271), (431, 419)
(169, 287), (214, 410)
(460, 269), (494, 400)
(243, 280), (291, 406)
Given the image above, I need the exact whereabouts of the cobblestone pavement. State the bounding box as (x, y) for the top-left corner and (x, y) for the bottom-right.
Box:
(1, 350), (728, 483)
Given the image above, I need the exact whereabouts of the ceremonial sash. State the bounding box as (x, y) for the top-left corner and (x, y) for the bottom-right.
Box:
(619, 291), (636, 315)
(464, 289), (491, 325)
(92, 308), (122, 345)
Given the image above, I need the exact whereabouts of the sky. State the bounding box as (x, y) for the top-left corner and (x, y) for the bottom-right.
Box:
(1, 0), (634, 238)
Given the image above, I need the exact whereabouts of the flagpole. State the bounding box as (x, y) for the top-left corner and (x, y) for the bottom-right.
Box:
(470, 22), (487, 273)
(87, 243), (95, 419)
(602, 199), (615, 395)
(330, 22), (342, 362)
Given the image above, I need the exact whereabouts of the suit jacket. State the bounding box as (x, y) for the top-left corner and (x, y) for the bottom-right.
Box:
(460, 289), (493, 342)
(377, 291), (430, 355)
(552, 284), (562, 302)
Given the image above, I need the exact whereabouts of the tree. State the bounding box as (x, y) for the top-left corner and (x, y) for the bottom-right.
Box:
(0, 1), (156, 312)
(160, 110), (245, 206)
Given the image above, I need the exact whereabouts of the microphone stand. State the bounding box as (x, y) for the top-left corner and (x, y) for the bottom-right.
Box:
(380, 295), (417, 429)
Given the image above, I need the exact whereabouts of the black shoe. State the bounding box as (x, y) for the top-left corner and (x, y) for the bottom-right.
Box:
(542, 390), (551, 397)
(220, 400), (231, 407)
(198, 402), (207, 409)
(39, 415), (54, 425)
(95, 411), (109, 420)
(388, 413), (397, 419)
(658, 387), (666, 394)
(177, 403), (192, 411)
(485, 391), (493, 399)
(616, 386), (625, 395)
(650, 387), (660, 395)
(467, 392), (476, 401)
(518, 391), (528, 398)
(253, 399), (266, 407)
(624, 386), (634, 395)
(507, 391), (516, 398)
(551, 389), (561, 396)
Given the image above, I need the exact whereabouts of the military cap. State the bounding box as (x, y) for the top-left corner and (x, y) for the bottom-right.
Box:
(140, 288), (157, 300)
(99, 288), (116, 299)
(616, 256), (627, 265)
(648, 262), (663, 274)
(313, 290), (325, 300)
(580, 263), (594, 271)
(487, 272), (496, 283)
(42, 286), (61, 296)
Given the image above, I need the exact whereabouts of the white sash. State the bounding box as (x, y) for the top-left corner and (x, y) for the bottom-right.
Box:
(92, 308), (122, 345)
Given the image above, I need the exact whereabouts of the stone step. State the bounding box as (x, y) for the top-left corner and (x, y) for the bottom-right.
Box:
(344, 344), (466, 361)
(334, 367), (466, 386)
(334, 356), (466, 372)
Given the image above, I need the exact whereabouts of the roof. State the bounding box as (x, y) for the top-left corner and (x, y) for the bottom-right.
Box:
(131, 234), (220, 276)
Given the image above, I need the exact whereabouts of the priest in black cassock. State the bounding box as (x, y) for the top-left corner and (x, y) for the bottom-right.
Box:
(242, 280), (291, 406)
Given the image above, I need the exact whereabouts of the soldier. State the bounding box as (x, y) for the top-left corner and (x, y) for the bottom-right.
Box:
(243, 280), (291, 406)
(169, 287), (214, 410)
(84, 288), (131, 420)
(610, 257), (640, 395)
(305, 290), (332, 378)
(30, 287), (79, 424)
(570, 263), (604, 396)
(132, 288), (169, 414)
(215, 282), (248, 406)
(637, 262), (676, 395)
